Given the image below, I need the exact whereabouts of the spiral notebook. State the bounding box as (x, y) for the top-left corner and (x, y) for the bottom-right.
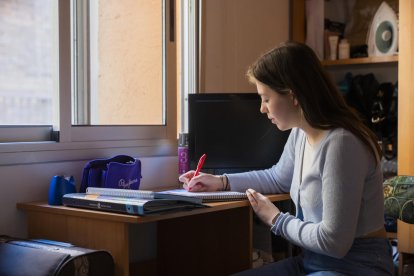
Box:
(156, 189), (248, 202)
(85, 187), (202, 204)
(86, 187), (247, 203)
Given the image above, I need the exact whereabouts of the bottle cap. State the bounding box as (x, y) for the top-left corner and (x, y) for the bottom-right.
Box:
(178, 133), (188, 146)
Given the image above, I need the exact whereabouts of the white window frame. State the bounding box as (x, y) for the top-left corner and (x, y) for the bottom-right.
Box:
(180, 0), (199, 133)
(0, 0), (177, 166)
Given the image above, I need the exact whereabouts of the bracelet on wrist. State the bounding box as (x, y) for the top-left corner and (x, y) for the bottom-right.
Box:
(271, 212), (281, 225)
(224, 175), (229, 191)
(220, 175), (226, 191)
(220, 175), (229, 191)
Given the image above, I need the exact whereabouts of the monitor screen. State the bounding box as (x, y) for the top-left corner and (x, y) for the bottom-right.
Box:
(188, 93), (291, 174)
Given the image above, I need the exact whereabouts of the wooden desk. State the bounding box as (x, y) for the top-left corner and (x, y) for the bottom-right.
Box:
(17, 194), (290, 276)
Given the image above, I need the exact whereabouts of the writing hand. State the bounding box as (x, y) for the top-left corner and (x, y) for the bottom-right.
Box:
(179, 170), (202, 191)
(179, 170), (196, 185)
(179, 172), (222, 192)
(246, 189), (280, 227)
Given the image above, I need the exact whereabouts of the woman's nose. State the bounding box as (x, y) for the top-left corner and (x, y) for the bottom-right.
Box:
(260, 104), (267, 114)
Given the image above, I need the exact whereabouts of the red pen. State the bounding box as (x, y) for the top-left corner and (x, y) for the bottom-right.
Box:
(194, 153), (206, 177)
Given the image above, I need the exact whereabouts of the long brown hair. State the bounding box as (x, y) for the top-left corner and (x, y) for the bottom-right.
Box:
(247, 41), (382, 163)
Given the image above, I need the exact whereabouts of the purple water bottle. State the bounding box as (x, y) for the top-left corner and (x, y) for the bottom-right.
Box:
(178, 133), (189, 175)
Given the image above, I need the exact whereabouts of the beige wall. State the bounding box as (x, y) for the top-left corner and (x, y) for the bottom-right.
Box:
(199, 0), (290, 93)
(98, 0), (163, 125)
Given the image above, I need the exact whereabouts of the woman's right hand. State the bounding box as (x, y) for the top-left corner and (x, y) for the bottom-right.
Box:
(178, 171), (223, 192)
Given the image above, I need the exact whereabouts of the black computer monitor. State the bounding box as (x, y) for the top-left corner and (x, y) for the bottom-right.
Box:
(188, 93), (291, 174)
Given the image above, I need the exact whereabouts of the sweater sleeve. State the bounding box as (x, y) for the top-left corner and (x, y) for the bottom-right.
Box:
(273, 130), (380, 258)
(226, 129), (297, 194)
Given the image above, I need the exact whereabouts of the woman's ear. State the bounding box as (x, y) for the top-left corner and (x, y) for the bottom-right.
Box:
(289, 91), (299, 106)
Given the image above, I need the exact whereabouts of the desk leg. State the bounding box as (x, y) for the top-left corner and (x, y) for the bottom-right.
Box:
(157, 206), (253, 276)
(25, 211), (129, 276)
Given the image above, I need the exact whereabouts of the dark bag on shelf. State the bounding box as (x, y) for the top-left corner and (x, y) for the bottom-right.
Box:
(79, 155), (142, 192)
(342, 74), (398, 160)
(0, 236), (114, 276)
(347, 73), (380, 123)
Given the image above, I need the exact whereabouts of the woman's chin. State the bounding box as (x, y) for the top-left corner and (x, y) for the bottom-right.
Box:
(273, 122), (288, 132)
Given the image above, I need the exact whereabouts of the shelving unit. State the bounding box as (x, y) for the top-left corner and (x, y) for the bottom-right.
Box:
(322, 54), (398, 84)
(321, 55), (398, 66)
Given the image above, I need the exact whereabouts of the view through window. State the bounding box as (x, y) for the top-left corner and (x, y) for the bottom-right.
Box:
(75, 0), (165, 125)
(0, 0), (166, 127)
(0, 0), (58, 125)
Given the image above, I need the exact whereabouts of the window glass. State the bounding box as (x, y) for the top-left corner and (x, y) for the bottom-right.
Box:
(0, 0), (174, 146)
(74, 0), (165, 126)
(0, 0), (58, 125)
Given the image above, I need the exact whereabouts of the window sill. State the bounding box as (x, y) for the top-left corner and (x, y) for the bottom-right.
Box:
(0, 138), (177, 166)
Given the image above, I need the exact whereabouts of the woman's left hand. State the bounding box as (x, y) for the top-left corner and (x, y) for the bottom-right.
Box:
(246, 188), (280, 227)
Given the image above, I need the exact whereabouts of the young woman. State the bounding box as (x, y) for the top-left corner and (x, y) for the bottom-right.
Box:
(179, 41), (393, 275)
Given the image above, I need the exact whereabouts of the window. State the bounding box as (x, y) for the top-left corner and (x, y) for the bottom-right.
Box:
(0, 1), (58, 126)
(0, 0), (177, 164)
(74, 0), (165, 126)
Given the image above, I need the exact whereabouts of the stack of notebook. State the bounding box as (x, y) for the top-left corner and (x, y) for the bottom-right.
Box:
(62, 187), (248, 216)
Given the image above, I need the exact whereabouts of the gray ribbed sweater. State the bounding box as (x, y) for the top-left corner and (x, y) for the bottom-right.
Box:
(227, 127), (384, 258)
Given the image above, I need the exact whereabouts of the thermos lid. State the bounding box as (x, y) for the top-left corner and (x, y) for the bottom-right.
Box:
(178, 133), (188, 146)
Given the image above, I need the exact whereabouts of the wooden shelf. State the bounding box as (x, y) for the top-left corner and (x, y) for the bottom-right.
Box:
(321, 55), (398, 66)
